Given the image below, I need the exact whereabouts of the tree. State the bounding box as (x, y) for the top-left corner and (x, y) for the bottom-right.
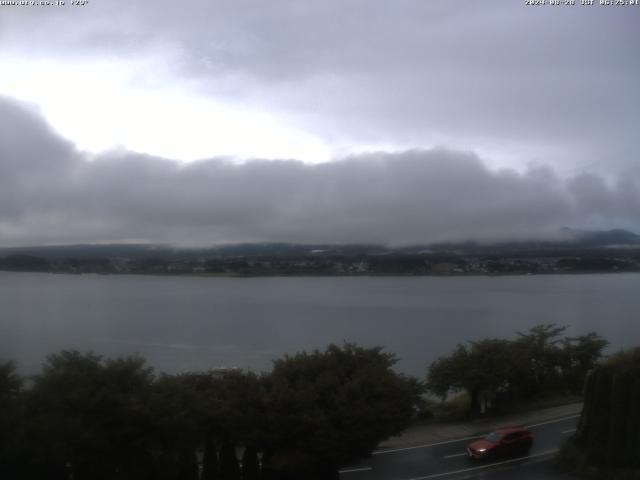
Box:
(24, 351), (155, 480)
(241, 445), (260, 480)
(514, 324), (568, 396)
(427, 325), (609, 414)
(560, 332), (609, 393)
(174, 368), (266, 479)
(148, 373), (206, 479)
(201, 433), (219, 480)
(426, 345), (467, 401)
(427, 339), (521, 414)
(262, 344), (421, 479)
(0, 361), (24, 478)
(565, 347), (640, 475)
(219, 437), (241, 480)
(0, 361), (21, 401)
(215, 371), (266, 450)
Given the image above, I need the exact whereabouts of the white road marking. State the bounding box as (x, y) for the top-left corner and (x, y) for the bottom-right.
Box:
(443, 453), (468, 459)
(407, 449), (558, 480)
(339, 467), (373, 474)
(372, 435), (483, 455)
(525, 414), (580, 428)
(373, 413), (580, 456)
(562, 428), (577, 434)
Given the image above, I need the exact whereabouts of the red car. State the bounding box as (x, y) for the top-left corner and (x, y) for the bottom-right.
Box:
(467, 426), (533, 460)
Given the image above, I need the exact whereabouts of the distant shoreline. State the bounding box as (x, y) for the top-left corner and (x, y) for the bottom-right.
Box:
(1, 268), (639, 279)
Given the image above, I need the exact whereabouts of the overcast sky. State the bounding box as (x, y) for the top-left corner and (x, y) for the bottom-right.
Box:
(0, 1), (638, 246)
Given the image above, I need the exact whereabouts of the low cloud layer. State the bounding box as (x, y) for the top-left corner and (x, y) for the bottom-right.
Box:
(1, 1), (638, 171)
(1, 96), (638, 247)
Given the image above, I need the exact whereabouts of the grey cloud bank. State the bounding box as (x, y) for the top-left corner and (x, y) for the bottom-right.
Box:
(0, 96), (638, 247)
(1, 1), (638, 171)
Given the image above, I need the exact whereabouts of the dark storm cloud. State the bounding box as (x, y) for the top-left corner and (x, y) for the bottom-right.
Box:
(1, 96), (638, 247)
(2, 1), (638, 172)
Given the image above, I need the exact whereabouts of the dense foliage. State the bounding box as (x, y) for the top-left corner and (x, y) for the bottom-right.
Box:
(0, 344), (420, 480)
(262, 345), (420, 479)
(426, 324), (608, 414)
(558, 348), (640, 478)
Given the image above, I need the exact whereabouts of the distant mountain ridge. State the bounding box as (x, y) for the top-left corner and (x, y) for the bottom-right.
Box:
(425, 228), (640, 254)
(558, 227), (640, 247)
(0, 228), (638, 259)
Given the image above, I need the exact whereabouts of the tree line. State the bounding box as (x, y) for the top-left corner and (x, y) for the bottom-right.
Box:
(0, 325), (608, 480)
(0, 345), (420, 480)
(426, 324), (608, 414)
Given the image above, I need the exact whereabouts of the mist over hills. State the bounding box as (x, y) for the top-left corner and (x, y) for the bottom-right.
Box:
(558, 227), (640, 246)
(1, 228), (638, 260)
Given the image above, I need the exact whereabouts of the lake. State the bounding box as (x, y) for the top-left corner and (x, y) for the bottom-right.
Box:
(1, 272), (639, 377)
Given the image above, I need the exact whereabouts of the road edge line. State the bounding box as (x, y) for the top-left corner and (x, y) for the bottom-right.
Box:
(407, 449), (558, 480)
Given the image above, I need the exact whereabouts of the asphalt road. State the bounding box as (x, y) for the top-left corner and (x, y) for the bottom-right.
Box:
(339, 414), (582, 480)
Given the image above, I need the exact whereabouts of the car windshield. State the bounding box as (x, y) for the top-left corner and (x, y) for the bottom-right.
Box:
(485, 432), (503, 443)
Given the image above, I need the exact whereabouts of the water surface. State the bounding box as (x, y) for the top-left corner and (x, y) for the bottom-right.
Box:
(1, 272), (638, 377)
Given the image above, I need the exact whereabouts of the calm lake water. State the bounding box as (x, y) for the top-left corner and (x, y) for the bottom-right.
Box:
(1, 272), (639, 377)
